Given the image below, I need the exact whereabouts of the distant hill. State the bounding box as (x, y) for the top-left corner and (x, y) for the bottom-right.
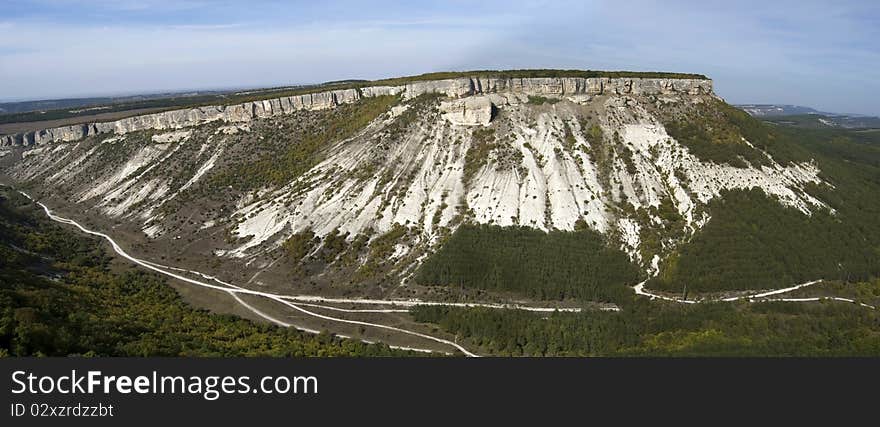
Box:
(762, 114), (880, 129)
(736, 104), (880, 129)
(0, 91), (232, 115)
(735, 104), (834, 116)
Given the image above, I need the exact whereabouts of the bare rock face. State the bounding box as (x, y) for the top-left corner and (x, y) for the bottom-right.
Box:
(440, 96), (494, 126)
(360, 85), (405, 97)
(6, 82), (830, 275)
(0, 76), (713, 147)
(151, 130), (192, 143)
(405, 79), (476, 99)
(567, 94), (594, 105)
(414, 76), (713, 98)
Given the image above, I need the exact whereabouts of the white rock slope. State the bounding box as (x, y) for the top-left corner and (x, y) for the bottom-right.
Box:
(4, 76), (828, 273)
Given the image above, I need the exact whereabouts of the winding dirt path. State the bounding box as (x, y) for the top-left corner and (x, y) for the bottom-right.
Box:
(23, 191), (478, 356)
(19, 189), (873, 357)
(634, 279), (876, 309)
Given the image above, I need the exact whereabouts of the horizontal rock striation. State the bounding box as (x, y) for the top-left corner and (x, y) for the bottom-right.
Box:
(0, 88), (361, 147)
(1, 77), (712, 147)
(403, 76), (712, 99)
(440, 96), (495, 126)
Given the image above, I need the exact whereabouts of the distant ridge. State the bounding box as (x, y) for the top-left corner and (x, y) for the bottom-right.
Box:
(736, 104), (880, 129)
(2, 72), (713, 146)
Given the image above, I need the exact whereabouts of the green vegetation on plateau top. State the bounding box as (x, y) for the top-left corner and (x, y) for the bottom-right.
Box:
(0, 188), (414, 357)
(0, 69), (707, 127)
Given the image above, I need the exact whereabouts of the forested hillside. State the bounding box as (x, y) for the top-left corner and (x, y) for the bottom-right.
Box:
(414, 224), (640, 304)
(648, 124), (880, 293)
(412, 296), (880, 356)
(4, 68), (880, 357)
(408, 118), (880, 356)
(0, 189), (413, 357)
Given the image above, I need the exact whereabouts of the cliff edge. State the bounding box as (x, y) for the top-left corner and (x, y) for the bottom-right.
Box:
(0, 76), (712, 147)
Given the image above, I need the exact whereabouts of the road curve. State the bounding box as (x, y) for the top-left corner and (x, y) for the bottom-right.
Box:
(634, 279), (876, 310)
(24, 192), (478, 356)
(229, 293), (442, 354)
(140, 254), (586, 313)
(16, 189), (875, 356)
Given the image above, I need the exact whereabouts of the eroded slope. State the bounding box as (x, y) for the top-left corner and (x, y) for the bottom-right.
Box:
(3, 83), (831, 302)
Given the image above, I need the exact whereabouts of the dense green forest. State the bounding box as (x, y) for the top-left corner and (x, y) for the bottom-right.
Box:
(649, 189), (880, 293)
(413, 224), (640, 304)
(0, 189), (412, 357)
(412, 295), (880, 356)
(649, 123), (880, 293)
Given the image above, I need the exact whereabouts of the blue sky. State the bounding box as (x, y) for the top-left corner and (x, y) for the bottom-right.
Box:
(1, 0), (878, 115)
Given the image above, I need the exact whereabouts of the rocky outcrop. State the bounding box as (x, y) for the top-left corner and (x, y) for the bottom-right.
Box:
(151, 130), (192, 143)
(440, 96), (495, 126)
(0, 76), (713, 147)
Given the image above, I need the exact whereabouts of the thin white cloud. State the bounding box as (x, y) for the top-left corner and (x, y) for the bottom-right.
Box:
(0, 20), (504, 100)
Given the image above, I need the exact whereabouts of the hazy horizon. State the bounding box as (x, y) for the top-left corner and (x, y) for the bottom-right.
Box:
(2, 0), (878, 115)
(0, 74), (875, 119)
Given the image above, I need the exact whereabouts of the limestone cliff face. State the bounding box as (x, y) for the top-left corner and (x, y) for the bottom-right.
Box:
(0, 77), (712, 147)
(440, 96), (495, 126)
(6, 77), (830, 278)
(0, 88), (362, 147)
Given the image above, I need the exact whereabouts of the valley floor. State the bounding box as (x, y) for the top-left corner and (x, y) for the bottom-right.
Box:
(15, 188), (878, 357)
(25, 190), (604, 356)
(4, 84), (879, 355)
